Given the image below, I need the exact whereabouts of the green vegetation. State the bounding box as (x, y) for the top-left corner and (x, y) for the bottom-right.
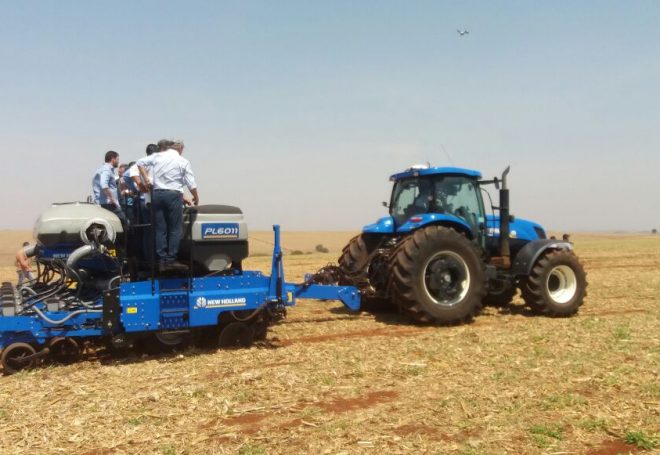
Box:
(238, 444), (267, 455)
(612, 324), (632, 341)
(578, 417), (608, 432)
(542, 393), (588, 410)
(160, 446), (176, 455)
(529, 424), (563, 448)
(624, 430), (658, 450)
(127, 416), (146, 426)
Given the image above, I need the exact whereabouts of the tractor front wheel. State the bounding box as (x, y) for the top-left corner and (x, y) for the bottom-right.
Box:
(390, 226), (486, 324)
(521, 249), (587, 316)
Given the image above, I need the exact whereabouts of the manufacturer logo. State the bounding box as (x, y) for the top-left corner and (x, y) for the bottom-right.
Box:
(201, 223), (240, 240)
(194, 296), (247, 309)
(487, 228), (517, 238)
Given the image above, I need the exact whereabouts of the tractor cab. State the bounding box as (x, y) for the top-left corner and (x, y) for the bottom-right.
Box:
(388, 166), (486, 243)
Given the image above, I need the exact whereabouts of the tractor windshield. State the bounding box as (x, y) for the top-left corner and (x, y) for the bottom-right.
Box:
(391, 175), (485, 236)
(391, 178), (433, 225)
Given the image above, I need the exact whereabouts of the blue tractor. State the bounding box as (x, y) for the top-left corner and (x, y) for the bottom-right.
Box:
(334, 165), (587, 324)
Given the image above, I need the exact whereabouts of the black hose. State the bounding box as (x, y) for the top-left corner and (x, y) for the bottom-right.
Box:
(230, 304), (265, 322)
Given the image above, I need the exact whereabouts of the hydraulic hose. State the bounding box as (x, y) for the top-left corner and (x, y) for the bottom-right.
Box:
(231, 304), (266, 322)
(66, 244), (97, 269)
(32, 306), (102, 325)
(107, 275), (122, 290)
(22, 282), (66, 307)
(20, 287), (38, 296)
(22, 244), (37, 258)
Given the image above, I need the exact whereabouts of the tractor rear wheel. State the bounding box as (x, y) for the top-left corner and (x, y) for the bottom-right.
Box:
(521, 249), (587, 316)
(338, 234), (387, 305)
(390, 226), (486, 324)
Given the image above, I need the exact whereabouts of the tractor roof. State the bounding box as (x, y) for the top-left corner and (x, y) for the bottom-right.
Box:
(389, 166), (482, 181)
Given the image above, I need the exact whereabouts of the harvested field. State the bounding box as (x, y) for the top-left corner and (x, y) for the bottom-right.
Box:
(0, 233), (658, 454)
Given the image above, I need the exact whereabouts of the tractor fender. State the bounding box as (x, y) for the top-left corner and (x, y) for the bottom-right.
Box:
(396, 214), (474, 237)
(511, 240), (573, 276)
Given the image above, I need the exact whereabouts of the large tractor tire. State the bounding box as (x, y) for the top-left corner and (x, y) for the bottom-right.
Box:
(338, 234), (379, 285)
(390, 226), (487, 324)
(521, 249), (587, 316)
(338, 234), (389, 307)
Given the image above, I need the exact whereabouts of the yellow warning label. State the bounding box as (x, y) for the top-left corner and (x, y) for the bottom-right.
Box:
(127, 307), (138, 314)
(108, 248), (117, 257)
(287, 292), (293, 303)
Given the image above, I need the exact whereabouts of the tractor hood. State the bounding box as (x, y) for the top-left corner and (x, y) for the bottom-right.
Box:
(486, 215), (546, 241)
(363, 216), (395, 234)
(395, 213), (473, 234)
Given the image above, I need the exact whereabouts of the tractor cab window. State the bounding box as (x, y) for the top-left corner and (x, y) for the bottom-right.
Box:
(391, 178), (433, 225)
(433, 176), (483, 233)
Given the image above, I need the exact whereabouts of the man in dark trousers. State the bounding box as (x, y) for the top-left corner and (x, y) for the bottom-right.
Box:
(137, 139), (199, 270)
(129, 144), (159, 262)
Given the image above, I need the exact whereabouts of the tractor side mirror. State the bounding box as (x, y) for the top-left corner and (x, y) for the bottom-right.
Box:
(382, 201), (389, 208)
(494, 177), (500, 190)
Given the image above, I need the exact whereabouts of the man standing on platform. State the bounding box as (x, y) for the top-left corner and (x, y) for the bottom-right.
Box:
(137, 139), (199, 271)
(92, 151), (126, 225)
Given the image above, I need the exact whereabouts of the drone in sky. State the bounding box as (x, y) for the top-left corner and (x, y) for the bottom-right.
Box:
(457, 29), (469, 36)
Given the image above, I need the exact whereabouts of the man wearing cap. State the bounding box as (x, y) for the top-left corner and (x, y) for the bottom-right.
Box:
(137, 139), (199, 270)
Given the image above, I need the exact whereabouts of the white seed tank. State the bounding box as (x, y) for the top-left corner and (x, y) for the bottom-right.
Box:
(34, 202), (123, 247)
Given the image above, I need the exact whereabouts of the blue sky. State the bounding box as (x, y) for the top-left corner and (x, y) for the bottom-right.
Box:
(1, 1), (658, 231)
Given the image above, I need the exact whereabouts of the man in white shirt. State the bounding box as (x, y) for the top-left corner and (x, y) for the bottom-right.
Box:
(137, 139), (199, 270)
(129, 144), (157, 209)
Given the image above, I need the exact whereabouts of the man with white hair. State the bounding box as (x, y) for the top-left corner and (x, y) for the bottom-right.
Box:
(137, 139), (199, 271)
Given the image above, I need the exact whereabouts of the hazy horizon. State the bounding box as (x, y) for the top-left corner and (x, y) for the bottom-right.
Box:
(2, 1), (659, 232)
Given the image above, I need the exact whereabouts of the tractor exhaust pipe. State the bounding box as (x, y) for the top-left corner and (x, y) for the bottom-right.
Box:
(499, 166), (511, 260)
